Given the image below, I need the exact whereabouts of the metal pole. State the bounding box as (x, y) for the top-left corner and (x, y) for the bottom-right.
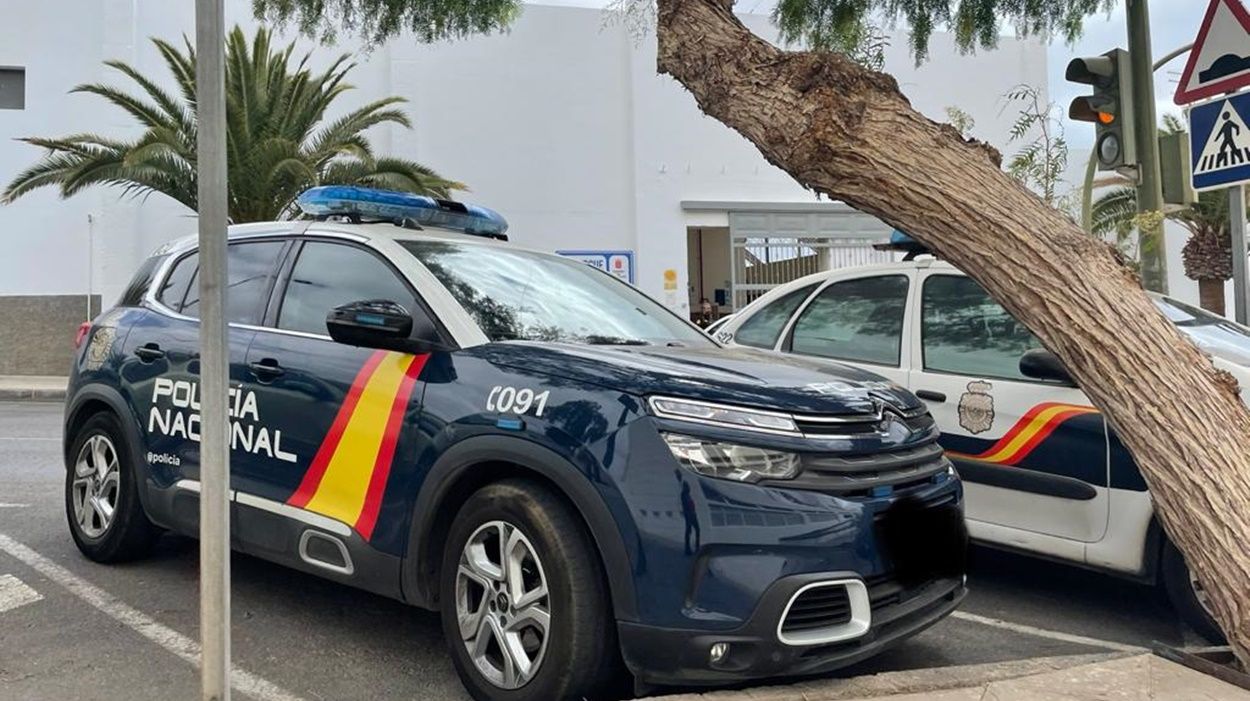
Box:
(195, 0), (231, 699)
(1233, 186), (1249, 325)
(1127, 0), (1169, 294)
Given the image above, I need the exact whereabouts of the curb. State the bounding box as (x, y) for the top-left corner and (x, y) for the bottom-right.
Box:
(640, 651), (1134, 701)
(0, 385), (67, 402)
(0, 389), (65, 402)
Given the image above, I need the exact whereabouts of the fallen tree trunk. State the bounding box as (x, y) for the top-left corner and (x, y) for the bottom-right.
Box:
(656, 0), (1250, 663)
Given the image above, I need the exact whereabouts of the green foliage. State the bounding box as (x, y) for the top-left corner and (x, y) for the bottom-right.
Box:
(770, 0), (1114, 61)
(259, 0), (1113, 64)
(1090, 172), (1240, 284)
(771, 4), (891, 69)
(252, 0), (521, 45)
(944, 106), (975, 138)
(1001, 85), (1068, 207)
(3, 26), (462, 223)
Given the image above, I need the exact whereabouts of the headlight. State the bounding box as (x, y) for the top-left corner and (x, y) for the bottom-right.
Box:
(661, 433), (800, 482)
(648, 397), (798, 434)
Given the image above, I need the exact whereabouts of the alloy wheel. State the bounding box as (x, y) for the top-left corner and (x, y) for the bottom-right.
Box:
(72, 434), (121, 539)
(455, 520), (551, 689)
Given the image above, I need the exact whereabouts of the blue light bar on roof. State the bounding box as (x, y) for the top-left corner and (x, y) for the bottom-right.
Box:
(295, 186), (508, 237)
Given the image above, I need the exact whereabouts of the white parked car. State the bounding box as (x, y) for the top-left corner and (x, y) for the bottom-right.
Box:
(714, 256), (1249, 640)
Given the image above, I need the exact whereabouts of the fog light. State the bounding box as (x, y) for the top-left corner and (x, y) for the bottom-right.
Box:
(709, 642), (730, 665)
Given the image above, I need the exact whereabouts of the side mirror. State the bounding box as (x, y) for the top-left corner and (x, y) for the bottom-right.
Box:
(326, 300), (442, 354)
(1019, 348), (1075, 386)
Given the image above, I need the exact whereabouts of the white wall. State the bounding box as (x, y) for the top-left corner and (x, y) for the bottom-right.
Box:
(0, 2), (1049, 309)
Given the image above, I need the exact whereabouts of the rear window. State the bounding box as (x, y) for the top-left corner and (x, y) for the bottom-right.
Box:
(734, 284), (817, 349)
(118, 256), (163, 307)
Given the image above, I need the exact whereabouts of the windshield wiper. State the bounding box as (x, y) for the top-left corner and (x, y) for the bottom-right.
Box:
(584, 335), (652, 346)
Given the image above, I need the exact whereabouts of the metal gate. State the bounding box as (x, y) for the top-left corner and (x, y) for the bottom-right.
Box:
(729, 211), (897, 311)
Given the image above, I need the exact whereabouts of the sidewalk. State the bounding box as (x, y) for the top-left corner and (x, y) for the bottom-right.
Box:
(0, 376), (67, 402)
(650, 652), (1250, 700)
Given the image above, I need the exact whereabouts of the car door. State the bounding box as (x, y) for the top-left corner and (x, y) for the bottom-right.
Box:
(234, 237), (439, 567)
(121, 240), (286, 513)
(777, 273), (913, 387)
(908, 271), (1110, 552)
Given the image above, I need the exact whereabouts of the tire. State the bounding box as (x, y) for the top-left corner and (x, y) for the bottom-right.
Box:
(1162, 539), (1226, 644)
(439, 479), (617, 701)
(65, 412), (160, 562)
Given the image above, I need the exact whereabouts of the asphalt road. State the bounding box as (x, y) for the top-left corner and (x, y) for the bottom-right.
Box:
(0, 401), (1199, 701)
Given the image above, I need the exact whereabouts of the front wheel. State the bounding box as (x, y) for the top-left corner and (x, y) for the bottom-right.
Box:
(1162, 540), (1226, 644)
(439, 479), (617, 701)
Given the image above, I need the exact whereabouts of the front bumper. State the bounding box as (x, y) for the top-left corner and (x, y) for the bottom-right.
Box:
(618, 573), (965, 686)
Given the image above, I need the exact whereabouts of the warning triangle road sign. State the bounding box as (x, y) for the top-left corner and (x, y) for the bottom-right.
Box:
(1175, 0), (1250, 105)
(1194, 99), (1250, 175)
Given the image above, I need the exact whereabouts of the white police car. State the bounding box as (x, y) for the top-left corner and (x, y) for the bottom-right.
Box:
(712, 251), (1246, 641)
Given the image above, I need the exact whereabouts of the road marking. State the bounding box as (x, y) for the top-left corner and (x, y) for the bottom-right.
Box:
(951, 610), (1148, 653)
(0, 573), (42, 612)
(0, 533), (306, 701)
(0, 503), (30, 509)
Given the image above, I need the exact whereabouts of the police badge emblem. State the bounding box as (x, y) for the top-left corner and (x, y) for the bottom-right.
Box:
(958, 380), (994, 434)
(84, 326), (116, 371)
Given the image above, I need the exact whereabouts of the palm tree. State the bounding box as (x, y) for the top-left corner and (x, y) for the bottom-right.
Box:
(2, 26), (463, 222)
(1090, 115), (1234, 315)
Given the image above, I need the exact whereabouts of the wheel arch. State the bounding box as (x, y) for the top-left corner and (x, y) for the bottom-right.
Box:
(402, 435), (638, 622)
(64, 384), (154, 514)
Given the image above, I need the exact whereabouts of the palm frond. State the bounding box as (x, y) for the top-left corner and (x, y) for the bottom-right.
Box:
(4, 24), (462, 222)
(1089, 186), (1138, 237)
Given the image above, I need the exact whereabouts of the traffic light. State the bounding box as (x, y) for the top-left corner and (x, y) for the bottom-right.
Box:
(1067, 49), (1137, 172)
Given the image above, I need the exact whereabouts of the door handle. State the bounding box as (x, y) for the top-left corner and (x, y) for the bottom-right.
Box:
(134, 343), (165, 362)
(249, 358), (285, 380)
(916, 390), (946, 403)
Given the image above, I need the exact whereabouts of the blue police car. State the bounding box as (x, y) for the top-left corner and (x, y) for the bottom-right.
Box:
(63, 187), (966, 700)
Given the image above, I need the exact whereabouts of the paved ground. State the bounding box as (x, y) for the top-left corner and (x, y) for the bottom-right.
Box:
(0, 401), (1205, 701)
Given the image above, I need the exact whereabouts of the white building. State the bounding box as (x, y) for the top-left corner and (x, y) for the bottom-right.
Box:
(0, 1), (1050, 375)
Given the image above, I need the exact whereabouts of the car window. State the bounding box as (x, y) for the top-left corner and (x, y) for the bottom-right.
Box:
(181, 241), (285, 325)
(157, 252), (197, 311)
(789, 276), (908, 365)
(278, 241), (419, 336)
(922, 274), (1040, 380)
(734, 284), (817, 349)
(401, 240), (713, 346)
(119, 256), (162, 307)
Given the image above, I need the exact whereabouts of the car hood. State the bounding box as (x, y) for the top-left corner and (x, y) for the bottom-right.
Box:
(475, 341), (923, 416)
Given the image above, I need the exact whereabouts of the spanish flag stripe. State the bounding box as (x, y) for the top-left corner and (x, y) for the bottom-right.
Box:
(975, 402), (1066, 456)
(354, 353), (428, 541)
(301, 352), (416, 526)
(976, 405), (1089, 463)
(948, 402), (1098, 464)
(990, 407), (1098, 465)
(287, 350), (388, 508)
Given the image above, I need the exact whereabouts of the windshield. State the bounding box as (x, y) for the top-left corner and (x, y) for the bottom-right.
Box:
(1154, 295), (1250, 366)
(402, 240), (714, 347)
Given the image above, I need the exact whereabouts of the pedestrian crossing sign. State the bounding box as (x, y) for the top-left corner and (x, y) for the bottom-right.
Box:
(1190, 90), (1250, 191)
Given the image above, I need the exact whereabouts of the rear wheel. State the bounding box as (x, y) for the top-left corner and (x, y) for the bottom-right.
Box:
(439, 479), (616, 701)
(65, 412), (159, 562)
(1162, 539), (1226, 643)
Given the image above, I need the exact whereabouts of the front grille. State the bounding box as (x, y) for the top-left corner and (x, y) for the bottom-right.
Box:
(780, 584), (852, 634)
(795, 411), (935, 437)
(770, 442), (950, 496)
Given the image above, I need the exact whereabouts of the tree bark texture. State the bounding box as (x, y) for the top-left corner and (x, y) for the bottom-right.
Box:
(655, 0), (1250, 662)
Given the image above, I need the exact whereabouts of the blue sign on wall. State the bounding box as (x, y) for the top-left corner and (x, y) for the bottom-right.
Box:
(1190, 90), (1250, 191)
(556, 250), (635, 283)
